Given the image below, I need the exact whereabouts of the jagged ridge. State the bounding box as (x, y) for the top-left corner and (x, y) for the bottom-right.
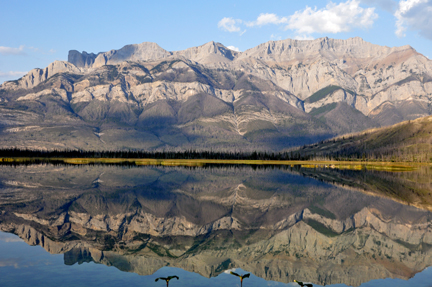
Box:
(0, 37), (431, 151)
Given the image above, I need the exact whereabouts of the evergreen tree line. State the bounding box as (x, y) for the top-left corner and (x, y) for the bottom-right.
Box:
(299, 138), (432, 163)
(1, 144), (430, 163)
(0, 148), (311, 161)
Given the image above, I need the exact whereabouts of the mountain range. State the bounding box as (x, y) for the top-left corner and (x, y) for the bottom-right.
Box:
(1, 37), (431, 151)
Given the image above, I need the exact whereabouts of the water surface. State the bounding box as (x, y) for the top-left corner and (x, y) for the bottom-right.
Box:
(1, 163), (432, 286)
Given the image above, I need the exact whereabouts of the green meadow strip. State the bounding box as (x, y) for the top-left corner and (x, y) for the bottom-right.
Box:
(0, 157), (424, 171)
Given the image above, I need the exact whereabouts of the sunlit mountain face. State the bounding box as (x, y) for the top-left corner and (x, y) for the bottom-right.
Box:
(2, 38), (432, 152)
(1, 164), (432, 287)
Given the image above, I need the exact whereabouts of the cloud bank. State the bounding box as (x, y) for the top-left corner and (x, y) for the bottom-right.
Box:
(218, 0), (377, 38)
(395, 0), (432, 39)
(286, 0), (377, 34)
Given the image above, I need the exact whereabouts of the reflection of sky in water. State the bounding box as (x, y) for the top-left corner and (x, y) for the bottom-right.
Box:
(1, 231), (432, 287)
(0, 232), (23, 243)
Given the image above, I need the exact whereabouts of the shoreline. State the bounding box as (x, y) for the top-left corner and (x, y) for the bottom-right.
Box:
(1, 157), (427, 171)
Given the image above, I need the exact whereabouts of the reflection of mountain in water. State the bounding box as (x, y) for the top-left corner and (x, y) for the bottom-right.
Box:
(1, 164), (432, 286)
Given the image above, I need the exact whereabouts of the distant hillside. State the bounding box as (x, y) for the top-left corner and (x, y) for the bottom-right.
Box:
(297, 115), (432, 162)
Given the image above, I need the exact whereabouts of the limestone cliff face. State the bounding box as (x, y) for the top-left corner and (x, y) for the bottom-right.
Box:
(92, 42), (172, 67)
(2, 61), (81, 90)
(0, 37), (431, 151)
(237, 37), (409, 64)
(68, 50), (99, 69)
(234, 37), (431, 118)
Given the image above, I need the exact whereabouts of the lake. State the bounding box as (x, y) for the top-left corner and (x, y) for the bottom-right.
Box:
(1, 163), (432, 287)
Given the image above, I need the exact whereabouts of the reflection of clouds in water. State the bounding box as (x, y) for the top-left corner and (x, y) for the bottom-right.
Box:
(0, 258), (53, 269)
(224, 268), (237, 274)
(0, 259), (19, 268)
(0, 233), (23, 242)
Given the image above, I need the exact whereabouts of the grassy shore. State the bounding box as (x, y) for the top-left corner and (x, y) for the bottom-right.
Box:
(0, 157), (427, 171)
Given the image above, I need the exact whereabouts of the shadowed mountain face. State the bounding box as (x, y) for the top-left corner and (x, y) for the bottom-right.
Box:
(1, 37), (431, 151)
(1, 164), (432, 286)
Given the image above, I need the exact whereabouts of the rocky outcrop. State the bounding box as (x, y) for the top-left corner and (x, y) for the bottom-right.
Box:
(2, 61), (82, 91)
(174, 41), (239, 63)
(68, 50), (99, 68)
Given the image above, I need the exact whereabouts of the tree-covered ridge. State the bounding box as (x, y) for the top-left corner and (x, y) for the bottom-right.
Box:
(298, 115), (432, 162)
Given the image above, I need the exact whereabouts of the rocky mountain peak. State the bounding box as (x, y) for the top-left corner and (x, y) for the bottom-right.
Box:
(236, 36), (417, 65)
(174, 41), (239, 63)
(68, 42), (172, 68)
(92, 42), (172, 67)
(68, 50), (100, 68)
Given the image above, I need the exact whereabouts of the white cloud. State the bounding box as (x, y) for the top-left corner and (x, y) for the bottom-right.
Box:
(0, 45), (25, 55)
(294, 35), (315, 40)
(0, 45), (55, 56)
(246, 13), (288, 27)
(28, 46), (57, 54)
(286, 0), (378, 34)
(227, 46), (241, 52)
(270, 34), (282, 40)
(218, 17), (242, 32)
(218, 0), (377, 39)
(394, 0), (432, 39)
(0, 71), (27, 78)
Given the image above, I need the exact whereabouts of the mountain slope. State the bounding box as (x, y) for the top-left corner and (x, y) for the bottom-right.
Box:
(1, 37), (431, 151)
(298, 114), (432, 162)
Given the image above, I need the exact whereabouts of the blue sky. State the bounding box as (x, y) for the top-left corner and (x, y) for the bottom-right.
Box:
(1, 0), (431, 84)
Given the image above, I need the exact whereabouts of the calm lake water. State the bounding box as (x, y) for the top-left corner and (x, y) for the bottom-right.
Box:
(1, 163), (432, 287)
